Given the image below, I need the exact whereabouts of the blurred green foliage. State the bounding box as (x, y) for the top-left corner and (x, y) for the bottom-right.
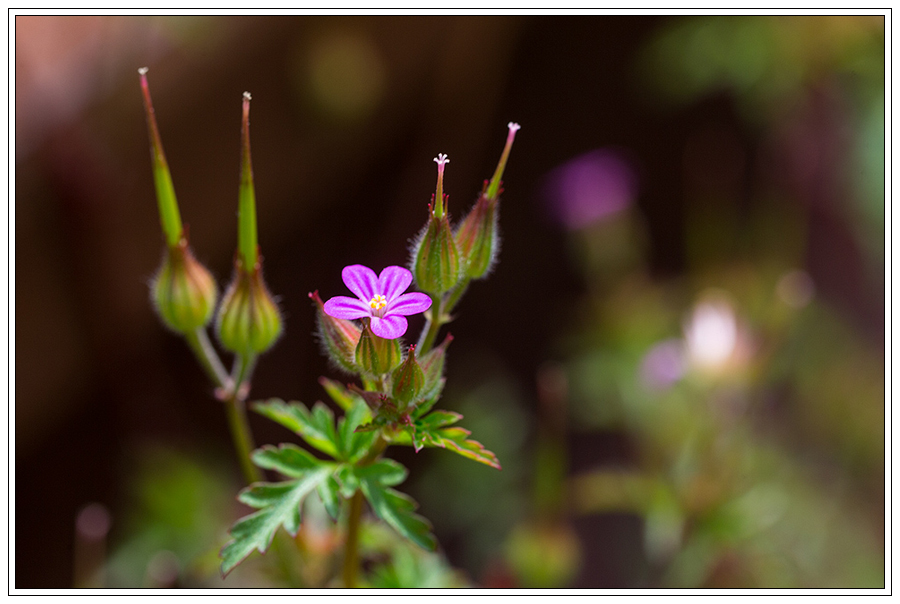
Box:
(543, 15), (886, 588)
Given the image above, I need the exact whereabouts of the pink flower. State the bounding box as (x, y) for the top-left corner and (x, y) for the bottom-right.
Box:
(324, 265), (432, 339)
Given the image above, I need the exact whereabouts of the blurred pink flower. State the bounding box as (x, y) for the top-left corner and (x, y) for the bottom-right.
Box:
(639, 339), (686, 391)
(543, 149), (637, 230)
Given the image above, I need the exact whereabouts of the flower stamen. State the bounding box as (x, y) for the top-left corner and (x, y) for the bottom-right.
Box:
(369, 294), (387, 312)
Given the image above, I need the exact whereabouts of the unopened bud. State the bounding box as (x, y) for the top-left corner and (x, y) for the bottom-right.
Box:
(411, 154), (461, 294)
(455, 193), (499, 280)
(419, 333), (452, 400)
(310, 290), (361, 373)
(216, 259), (283, 355)
(152, 240), (218, 334)
(392, 345), (425, 409)
(355, 320), (402, 376)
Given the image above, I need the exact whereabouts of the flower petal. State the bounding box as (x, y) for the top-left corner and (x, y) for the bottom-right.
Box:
(386, 292), (432, 317)
(324, 296), (370, 320)
(342, 265), (378, 302)
(378, 266), (413, 302)
(370, 314), (408, 339)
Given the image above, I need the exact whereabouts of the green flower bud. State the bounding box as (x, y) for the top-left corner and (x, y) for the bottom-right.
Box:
(391, 345), (425, 409)
(216, 259), (283, 355)
(419, 333), (452, 401)
(151, 240), (218, 334)
(310, 290), (361, 373)
(411, 154), (461, 294)
(455, 193), (498, 280)
(355, 319), (402, 376)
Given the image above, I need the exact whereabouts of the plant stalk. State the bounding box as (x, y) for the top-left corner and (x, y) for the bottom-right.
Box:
(341, 435), (389, 587)
(417, 294), (445, 356)
(184, 328), (231, 390)
(342, 490), (364, 588)
(225, 394), (264, 484)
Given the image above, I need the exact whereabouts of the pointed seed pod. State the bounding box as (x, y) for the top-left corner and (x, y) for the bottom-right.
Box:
(392, 345), (425, 409)
(411, 154), (461, 295)
(455, 123), (520, 280)
(216, 91), (283, 356)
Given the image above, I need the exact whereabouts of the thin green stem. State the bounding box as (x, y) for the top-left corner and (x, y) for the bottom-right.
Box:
(342, 435), (389, 587)
(232, 353), (258, 397)
(184, 328), (231, 390)
(443, 277), (470, 316)
(417, 294), (444, 356)
(342, 491), (364, 588)
(220, 353), (262, 484)
(225, 393), (264, 484)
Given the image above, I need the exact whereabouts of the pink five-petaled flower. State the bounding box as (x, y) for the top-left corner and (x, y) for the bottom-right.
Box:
(324, 265), (432, 340)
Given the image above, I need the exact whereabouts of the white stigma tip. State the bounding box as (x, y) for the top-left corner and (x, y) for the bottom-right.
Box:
(434, 153), (449, 166)
(508, 122), (521, 132)
(243, 91), (252, 101)
(138, 67), (149, 75)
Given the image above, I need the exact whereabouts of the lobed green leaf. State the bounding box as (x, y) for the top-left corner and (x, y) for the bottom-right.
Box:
(319, 377), (356, 412)
(358, 474), (437, 551)
(356, 458), (408, 487)
(220, 466), (332, 576)
(337, 399), (376, 463)
(416, 410), (462, 431)
(316, 474), (343, 521)
(393, 410), (502, 470)
(253, 399), (340, 460)
(251, 443), (323, 478)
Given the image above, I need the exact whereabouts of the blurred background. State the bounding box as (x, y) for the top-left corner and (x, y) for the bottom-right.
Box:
(14, 15), (885, 588)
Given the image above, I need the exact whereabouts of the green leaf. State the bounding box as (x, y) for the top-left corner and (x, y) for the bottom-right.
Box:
(432, 428), (502, 470)
(319, 377), (356, 412)
(252, 443), (321, 477)
(220, 466), (332, 576)
(396, 410), (502, 470)
(316, 474), (342, 521)
(403, 425), (428, 452)
(416, 410), (462, 431)
(355, 464), (436, 551)
(253, 399), (340, 460)
(336, 465), (359, 499)
(356, 459), (408, 487)
(337, 399), (376, 462)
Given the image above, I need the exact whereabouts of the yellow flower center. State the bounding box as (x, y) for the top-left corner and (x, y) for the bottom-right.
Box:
(369, 294), (387, 311)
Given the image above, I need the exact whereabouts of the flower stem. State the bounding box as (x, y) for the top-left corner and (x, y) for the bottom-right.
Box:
(182, 333), (260, 484)
(417, 294), (444, 355)
(443, 277), (470, 316)
(184, 328), (231, 390)
(342, 490), (364, 588)
(232, 353), (258, 394)
(342, 435), (389, 587)
(223, 352), (262, 484)
(224, 393), (264, 484)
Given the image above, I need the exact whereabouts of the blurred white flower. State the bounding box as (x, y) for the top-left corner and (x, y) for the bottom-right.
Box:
(684, 294), (739, 372)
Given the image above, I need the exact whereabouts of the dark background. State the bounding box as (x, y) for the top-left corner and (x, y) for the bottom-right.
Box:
(15, 15), (885, 588)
